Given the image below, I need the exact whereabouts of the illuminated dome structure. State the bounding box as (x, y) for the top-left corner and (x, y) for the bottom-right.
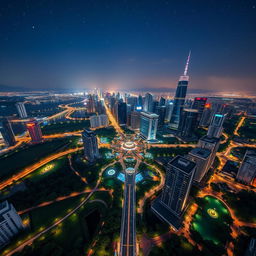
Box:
(122, 141), (136, 151)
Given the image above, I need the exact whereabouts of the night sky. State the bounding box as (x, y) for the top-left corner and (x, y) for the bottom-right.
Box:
(0, 0), (256, 92)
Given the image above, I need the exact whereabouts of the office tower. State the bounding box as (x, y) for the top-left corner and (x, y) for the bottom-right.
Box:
(137, 95), (143, 107)
(130, 111), (141, 130)
(152, 100), (159, 113)
(159, 97), (166, 106)
(199, 103), (212, 127)
(179, 108), (199, 138)
(236, 150), (256, 185)
(0, 201), (24, 248)
(155, 106), (166, 126)
(90, 114), (108, 128)
(127, 96), (137, 110)
(192, 97), (207, 123)
(82, 129), (99, 162)
(169, 52), (191, 130)
(15, 102), (27, 118)
(126, 104), (132, 126)
(117, 101), (127, 125)
(152, 156), (196, 230)
(198, 135), (220, 169)
(95, 99), (105, 114)
(143, 93), (153, 112)
(140, 112), (158, 141)
(26, 120), (43, 143)
(87, 94), (96, 113)
(188, 148), (211, 182)
(165, 102), (174, 122)
(207, 113), (226, 138)
(0, 118), (16, 147)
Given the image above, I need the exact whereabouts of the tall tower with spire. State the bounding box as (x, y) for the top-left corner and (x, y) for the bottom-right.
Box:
(169, 52), (191, 130)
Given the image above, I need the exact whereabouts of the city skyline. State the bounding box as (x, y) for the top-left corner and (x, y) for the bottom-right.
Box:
(0, 1), (256, 93)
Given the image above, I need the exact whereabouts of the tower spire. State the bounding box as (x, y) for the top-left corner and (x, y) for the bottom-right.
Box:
(183, 51), (191, 76)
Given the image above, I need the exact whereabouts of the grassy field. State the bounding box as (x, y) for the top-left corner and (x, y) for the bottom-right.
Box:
(191, 196), (232, 245)
(0, 138), (72, 180)
(41, 120), (90, 135)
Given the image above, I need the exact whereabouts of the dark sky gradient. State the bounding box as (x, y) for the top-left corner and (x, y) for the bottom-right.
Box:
(0, 0), (256, 92)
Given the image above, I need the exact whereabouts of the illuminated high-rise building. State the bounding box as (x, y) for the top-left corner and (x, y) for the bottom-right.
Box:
(143, 93), (153, 112)
(188, 147), (211, 182)
(26, 120), (43, 143)
(199, 103), (212, 127)
(152, 156), (196, 230)
(140, 112), (158, 141)
(15, 102), (27, 118)
(207, 113), (226, 139)
(179, 108), (199, 138)
(82, 129), (99, 162)
(0, 201), (24, 248)
(0, 118), (16, 147)
(192, 97), (207, 123)
(169, 52), (191, 130)
(236, 150), (256, 185)
(130, 111), (141, 130)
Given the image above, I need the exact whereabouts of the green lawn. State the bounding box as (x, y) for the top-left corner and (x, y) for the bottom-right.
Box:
(41, 120), (90, 135)
(0, 138), (72, 180)
(191, 196), (232, 245)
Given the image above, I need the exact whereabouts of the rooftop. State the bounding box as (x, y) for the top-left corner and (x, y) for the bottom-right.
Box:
(189, 147), (211, 159)
(169, 156), (196, 174)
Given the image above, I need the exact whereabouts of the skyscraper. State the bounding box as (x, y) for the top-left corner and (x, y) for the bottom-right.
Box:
(140, 112), (158, 141)
(192, 97), (208, 123)
(15, 102), (27, 118)
(130, 111), (141, 130)
(207, 113), (226, 138)
(0, 201), (24, 248)
(198, 135), (220, 169)
(169, 52), (191, 130)
(143, 93), (153, 112)
(117, 101), (127, 125)
(82, 129), (99, 162)
(155, 106), (166, 126)
(26, 120), (43, 143)
(236, 150), (256, 185)
(0, 118), (16, 147)
(152, 156), (196, 230)
(199, 103), (212, 127)
(179, 108), (199, 138)
(188, 147), (211, 182)
(90, 114), (109, 128)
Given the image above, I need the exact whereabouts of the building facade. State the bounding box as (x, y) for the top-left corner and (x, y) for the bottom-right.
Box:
(152, 156), (196, 230)
(140, 112), (158, 141)
(15, 102), (27, 118)
(82, 129), (99, 162)
(26, 120), (43, 143)
(188, 147), (211, 182)
(0, 201), (24, 248)
(236, 150), (256, 185)
(207, 113), (226, 138)
(0, 118), (16, 147)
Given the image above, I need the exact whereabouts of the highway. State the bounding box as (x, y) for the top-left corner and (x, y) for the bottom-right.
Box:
(120, 171), (136, 256)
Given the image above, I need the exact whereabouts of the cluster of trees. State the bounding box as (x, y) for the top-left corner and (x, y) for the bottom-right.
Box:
(0, 138), (71, 180)
(41, 120), (90, 135)
(148, 147), (192, 158)
(223, 189), (256, 222)
(239, 118), (256, 140)
(8, 157), (85, 210)
(149, 234), (201, 256)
